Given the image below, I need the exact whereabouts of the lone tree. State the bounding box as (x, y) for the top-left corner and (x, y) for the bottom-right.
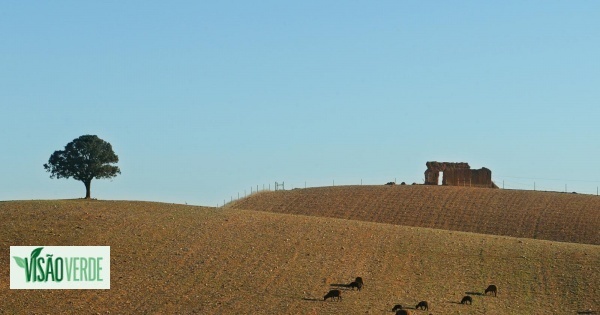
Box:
(44, 135), (120, 199)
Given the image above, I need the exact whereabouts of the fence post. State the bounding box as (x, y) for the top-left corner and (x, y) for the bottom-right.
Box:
(275, 182), (285, 191)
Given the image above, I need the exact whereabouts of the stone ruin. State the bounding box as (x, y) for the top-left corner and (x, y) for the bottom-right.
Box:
(424, 161), (498, 188)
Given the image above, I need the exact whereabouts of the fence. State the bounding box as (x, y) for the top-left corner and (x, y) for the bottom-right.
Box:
(218, 178), (402, 207)
(495, 175), (600, 196)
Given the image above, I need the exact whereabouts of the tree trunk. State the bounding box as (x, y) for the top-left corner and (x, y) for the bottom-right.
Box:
(84, 180), (92, 199)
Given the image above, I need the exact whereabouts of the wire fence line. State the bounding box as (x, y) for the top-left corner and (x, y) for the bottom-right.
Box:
(495, 175), (600, 196)
(217, 177), (600, 208)
(218, 178), (403, 207)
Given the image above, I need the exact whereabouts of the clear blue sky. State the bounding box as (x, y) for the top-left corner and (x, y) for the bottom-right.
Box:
(2, 1), (599, 206)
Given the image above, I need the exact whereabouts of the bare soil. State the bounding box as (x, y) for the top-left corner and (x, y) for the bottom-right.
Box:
(0, 190), (598, 314)
(229, 185), (600, 245)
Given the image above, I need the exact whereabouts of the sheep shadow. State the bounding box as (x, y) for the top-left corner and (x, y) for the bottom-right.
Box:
(301, 297), (322, 302)
(465, 291), (483, 296)
(329, 283), (354, 290)
(577, 311), (597, 314)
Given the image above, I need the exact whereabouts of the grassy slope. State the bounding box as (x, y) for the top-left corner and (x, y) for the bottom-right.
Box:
(228, 185), (600, 245)
(1, 200), (598, 314)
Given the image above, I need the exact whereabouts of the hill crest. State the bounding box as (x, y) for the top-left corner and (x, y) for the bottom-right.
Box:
(228, 185), (600, 245)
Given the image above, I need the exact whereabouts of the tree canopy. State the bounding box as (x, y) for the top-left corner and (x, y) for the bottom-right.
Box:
(43, 135), (120, 199)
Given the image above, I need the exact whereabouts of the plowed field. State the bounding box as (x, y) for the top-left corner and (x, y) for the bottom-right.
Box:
(229, 185), (600, 245)
(1, 198), (598, 314)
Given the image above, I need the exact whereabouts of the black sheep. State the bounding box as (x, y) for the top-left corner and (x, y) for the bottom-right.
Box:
(415, 300), (428, 310)
(323, 289), (342, 301)
(348, 281), (363, 291)
(485, 284), (497, 296)
(461, 295), (473, 305)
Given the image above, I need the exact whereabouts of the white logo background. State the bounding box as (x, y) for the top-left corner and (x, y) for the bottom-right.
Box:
(10, 246), (110, 289)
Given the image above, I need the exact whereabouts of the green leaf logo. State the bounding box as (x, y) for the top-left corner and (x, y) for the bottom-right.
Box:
(31, 247), (44, 260)
(13, 256), (26, 269)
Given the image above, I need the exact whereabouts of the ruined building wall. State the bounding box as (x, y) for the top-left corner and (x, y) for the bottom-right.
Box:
(424, 161), (497, 188)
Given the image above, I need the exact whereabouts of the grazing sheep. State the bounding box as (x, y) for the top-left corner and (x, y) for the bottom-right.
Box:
(392, 304), (403, 312)
(415, 301), (429, 310)
(349, 281), (362, 291)
(355, 276), (364, 286)
(485, 284), (497, 296)
(395, 310), (411, 315)
(324, 289), (342, 301)
(461, 295), (473, 305)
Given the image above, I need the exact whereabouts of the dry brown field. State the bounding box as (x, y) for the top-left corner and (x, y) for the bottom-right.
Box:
(229, 185), (600, 245)
(1, 187), (599, 314)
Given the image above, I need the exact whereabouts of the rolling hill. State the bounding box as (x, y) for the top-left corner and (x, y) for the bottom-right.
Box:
(1, 196), (598, 314)
(228, 185), (600, 245)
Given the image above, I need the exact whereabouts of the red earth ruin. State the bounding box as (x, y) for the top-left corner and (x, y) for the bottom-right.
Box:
(424, 161), (498, 188)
